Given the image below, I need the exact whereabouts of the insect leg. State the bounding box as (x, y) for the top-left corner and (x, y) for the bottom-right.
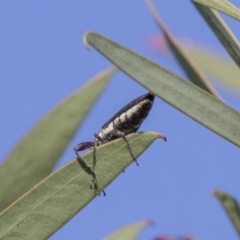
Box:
(74, 141), (95, 151)
(73, 142), (98, 192)
(114, 130), (139, 166)
(122, 135), (138, 166)
(92, 133), (106, 196)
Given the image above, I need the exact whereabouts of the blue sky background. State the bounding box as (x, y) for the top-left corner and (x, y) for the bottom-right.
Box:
(1, 1), (240, 239)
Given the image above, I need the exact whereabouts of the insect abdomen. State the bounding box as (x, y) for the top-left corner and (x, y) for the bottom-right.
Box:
(113, 96), (153, 134)
(113, 92), (155, 134)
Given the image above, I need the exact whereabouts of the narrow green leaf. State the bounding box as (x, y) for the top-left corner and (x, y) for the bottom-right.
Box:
(84, 31), (240, 147)
(0, 67), (116, 212)
(193, 2), (240, 69)
(187, 47), (240, 91)
(104, 220), (152, 240)
(146, 0), (221, 100)
(192, 0), (240, 22)
(0, 132), (164, 240)
(213, 190), (240, 236)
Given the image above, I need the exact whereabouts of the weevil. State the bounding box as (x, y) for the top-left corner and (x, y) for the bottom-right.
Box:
(74, 92), (166, 195)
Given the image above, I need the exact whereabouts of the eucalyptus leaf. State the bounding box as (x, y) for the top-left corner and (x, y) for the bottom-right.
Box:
(193, 2), (240, 68)
(0, 132), (164, 240)
(214, 190), (240, 236)
(84, 31), (240, 148)
(146, 0), (221, 99)
(0, 67), (116, 212)
(192, 0), (240, 22)
(104, 220), (152, 240)
(187, 47), (240, 91)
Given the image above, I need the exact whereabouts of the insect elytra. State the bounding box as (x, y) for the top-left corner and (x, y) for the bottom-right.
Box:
(97, 92), (155, 143)
(74, 92), (166, 195)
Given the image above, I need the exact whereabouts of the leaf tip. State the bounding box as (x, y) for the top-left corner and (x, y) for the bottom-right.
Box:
(146, 220), (155, 226)
(157, 132), (167, 142)
(211, 189), (222, 197)
(83, 31), (92, 50)
(211, 190), (217, 197)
